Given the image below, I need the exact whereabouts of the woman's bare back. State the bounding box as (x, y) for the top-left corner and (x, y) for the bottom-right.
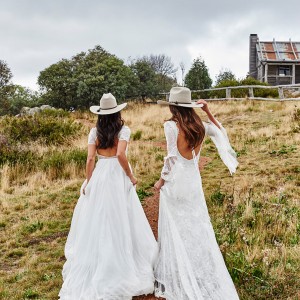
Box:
(176, 124), (201, 160)
(96, 139), (118, 157)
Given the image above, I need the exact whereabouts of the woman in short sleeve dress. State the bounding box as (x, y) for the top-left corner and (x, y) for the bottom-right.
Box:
(59, 93), (158, 300)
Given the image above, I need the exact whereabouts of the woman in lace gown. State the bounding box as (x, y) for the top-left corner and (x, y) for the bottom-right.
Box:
(154, 87), (239, 299)
(59, 93), (158, 300)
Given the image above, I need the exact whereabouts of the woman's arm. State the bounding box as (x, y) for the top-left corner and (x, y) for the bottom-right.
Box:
(86, 144), (96, 182)
(154, 122), (177, 190)
(197, 99), (221, 129)
(83, 144), (96, 195)
(117, 140), (137, 185)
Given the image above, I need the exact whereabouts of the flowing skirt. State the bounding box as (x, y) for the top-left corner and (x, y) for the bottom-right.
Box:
(59, 157), (158, 300)
(154, 162), (239, 300)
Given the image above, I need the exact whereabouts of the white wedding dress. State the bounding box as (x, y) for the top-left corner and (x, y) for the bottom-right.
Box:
(154, 120), (240, 300)
(59, 126), (158, 300)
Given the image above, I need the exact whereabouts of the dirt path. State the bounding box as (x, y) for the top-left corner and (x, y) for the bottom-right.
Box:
(133, 157), (211, 300)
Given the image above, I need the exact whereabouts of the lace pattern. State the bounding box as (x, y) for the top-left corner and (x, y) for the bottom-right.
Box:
(203, 121), (238, 174)
(155, 119), (239, 299)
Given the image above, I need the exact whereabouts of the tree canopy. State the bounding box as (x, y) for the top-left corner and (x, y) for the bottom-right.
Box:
(215, 69), (236, 86)
(38, 46), (137, 109)
(185, 57), (212, 90)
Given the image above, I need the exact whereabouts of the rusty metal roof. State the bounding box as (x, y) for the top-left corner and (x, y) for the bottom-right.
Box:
(257, 39), (300, 61)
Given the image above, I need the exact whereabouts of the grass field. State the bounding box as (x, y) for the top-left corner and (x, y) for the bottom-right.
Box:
(0, 100), (299, 299)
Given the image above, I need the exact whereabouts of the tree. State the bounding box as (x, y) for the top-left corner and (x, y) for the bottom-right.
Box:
(8, 85), (40, 115)
(185, 57), (212, 90)
(38, 46), (137, 109)
(142, 54), (177, 91)
(0, 60), (12, 87)
(130, 59), (158, 100)
(0, 60), (14, 115)
(215, 69), (236, 86)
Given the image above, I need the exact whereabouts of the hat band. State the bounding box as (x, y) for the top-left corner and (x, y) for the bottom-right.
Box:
(171, 101), (192, 105)
(97, 105), (118, 112)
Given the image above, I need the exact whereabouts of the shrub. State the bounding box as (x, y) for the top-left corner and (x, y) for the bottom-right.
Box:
(132, 130), (142, 141)
(210, 79), (240, 98)
(23, 288), (39, 299)
(209, 77), (279, 99)
(0, 143), (38, 167)
(1, 112), (81, 145)
(42, 149), (86, 178)
(210, 188), (226, 206)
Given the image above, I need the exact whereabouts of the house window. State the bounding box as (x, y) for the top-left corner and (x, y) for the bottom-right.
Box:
(278, 66), (291, 76)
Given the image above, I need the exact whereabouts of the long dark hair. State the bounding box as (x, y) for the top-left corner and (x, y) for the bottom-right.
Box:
(169, 106), (205, 149)
(96, 112), (124, 149)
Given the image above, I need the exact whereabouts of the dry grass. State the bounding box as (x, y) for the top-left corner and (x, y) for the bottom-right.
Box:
(0, 100), (299, 299)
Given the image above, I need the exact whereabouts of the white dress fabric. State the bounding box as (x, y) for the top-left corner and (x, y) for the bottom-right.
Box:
(154, 120), (239, 300)
(59, 126), (158, 300)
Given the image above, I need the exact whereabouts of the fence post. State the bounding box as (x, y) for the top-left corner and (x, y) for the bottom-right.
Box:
(226, 88), (231, 98)
(249, 87), (254, 98)
(278, 87), (284, 99)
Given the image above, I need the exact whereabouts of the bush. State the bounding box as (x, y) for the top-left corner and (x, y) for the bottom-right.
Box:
(210, 77), (278, 99)
(0, 147), (37, 167)
(132, 130), (142, 141)
(209, 79), (240, 98)
(1, 112), (81, 145)
(42, 149), (86, 178)
(0, 135), (38, 166)
(240, 77), (278, 98)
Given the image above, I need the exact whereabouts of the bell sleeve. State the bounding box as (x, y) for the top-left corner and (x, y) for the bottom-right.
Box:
(161, 121), (178, 181)
(203, 120), (238, 175)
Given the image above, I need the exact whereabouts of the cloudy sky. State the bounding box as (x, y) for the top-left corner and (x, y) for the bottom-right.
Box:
(1, 0), (300, 90)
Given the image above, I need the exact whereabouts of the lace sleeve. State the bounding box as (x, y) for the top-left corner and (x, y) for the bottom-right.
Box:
(203, 120), (238, 175)
(88, 128), (97, 145)
(161, 121), (178, 181)
(118, 126), (131, 142)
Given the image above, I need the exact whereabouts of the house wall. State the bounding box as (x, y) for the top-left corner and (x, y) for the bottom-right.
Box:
(296, 65), (300, 84)
(266, 64), (294, 85)
(249, 34), (258, 79)
(257, 64), (264, 81)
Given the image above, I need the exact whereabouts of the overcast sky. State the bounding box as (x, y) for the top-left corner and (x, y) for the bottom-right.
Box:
(1, 0), (300, 90)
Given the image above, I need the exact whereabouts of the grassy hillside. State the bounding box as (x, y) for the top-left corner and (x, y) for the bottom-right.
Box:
(0, 100), (299, 299)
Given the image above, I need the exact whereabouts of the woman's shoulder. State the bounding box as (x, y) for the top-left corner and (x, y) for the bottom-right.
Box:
(88, 127), (97, 144)
(164, 120), (176, 126)
(118, 125), (131, 141)
(120, 125), (131, 133)
(164, 120), (177, 130)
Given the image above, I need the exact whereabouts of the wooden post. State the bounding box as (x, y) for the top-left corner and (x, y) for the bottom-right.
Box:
(264, 64), (268, 83)
(292, 64), (296, 85)
(226, 88), (231, 98)
(278, 87), (284, 99)
(249, 87), (254, 98)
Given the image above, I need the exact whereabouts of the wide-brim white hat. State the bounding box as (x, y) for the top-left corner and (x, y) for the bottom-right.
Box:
(90, 93), (127, 115)
(157, 87), (203, 108)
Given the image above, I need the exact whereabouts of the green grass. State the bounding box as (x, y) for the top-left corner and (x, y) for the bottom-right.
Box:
(0, 102), (299, 299)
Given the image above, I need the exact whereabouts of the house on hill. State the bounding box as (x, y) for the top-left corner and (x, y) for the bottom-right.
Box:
(249, 34), (300, 85)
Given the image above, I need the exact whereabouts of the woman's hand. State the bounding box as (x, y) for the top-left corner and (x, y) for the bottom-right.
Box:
(82, 180), (88, 195)
(129, 174), (138, 185)
(197, 99), (209, 112)
(154, 178), (165, 190)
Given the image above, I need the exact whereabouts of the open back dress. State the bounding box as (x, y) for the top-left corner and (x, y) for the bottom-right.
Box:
(154, 120), (239, 300)
(59, 126), (158, 300)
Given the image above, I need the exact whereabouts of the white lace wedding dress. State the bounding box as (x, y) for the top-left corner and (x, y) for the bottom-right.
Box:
(59, 126), (158, 300)
(154, 120), (239, 300)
